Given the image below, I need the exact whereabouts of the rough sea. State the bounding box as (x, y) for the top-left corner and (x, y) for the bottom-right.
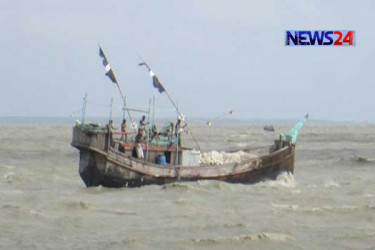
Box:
(1, 118), (375, 249)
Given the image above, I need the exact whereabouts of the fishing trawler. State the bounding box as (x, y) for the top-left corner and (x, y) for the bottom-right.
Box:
(71, 46), (308, 188)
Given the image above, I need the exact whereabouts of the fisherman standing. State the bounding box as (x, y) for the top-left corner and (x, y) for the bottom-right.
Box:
(175, 119), (187, 146)
(139, 115), (148, 140)
(133, 126), (144, 159)
(120, 119), (127, 142)
(151, 124), (160, 142)
(175, 119), (187, 136)
(107, 120), (114, 147)
(168, 122), (174, 140)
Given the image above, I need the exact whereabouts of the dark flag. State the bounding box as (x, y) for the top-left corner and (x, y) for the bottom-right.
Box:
(99, 47), (117, 84)
(149, 70), (165, 93)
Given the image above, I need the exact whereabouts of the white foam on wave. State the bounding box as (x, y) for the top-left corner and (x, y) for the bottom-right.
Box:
(324, 179), (340, 188)
(193, 232), (290, 243)
(337, 231), (375, 240)
(272, 203), (299, 210)
(0, 165), (16, 169)
(272, 204), (323, 212)
(272, 203), (361, 213)
(3, 172), (26, 183)
(262, 171), (297, 189)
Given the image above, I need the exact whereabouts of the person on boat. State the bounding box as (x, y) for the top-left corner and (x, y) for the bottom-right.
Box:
(175, 119), (187, 136)
(132, 143), (144, 159)
(132, 130), (144, 158)
(139, 115), (149, 140)
(120, 119), (127, 142)
(169, 122), (174, 140)
(135, 130), (143, 143)
(118, 142), (125, 153)
(151, 124), (160, 142)
(165, 128), (171, 139)
(107, 120), (115, 147)
(175, 119), (187, 146)
(164, 122), (174, 141)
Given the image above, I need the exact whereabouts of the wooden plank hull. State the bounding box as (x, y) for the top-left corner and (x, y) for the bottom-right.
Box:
(72, 126), (295, 188)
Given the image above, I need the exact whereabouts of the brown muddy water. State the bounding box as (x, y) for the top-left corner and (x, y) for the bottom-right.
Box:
(1, 121), (375, 249)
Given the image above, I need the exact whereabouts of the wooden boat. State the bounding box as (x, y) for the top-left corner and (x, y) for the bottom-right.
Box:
(71, 117), (307, 188)
(72, 48), (307, 188)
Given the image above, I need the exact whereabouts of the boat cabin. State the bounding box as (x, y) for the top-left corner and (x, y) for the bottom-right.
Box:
(72, 123), (201, 167)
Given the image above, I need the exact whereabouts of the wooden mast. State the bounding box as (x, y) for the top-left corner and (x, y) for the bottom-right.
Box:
(138, 59), (202, 152)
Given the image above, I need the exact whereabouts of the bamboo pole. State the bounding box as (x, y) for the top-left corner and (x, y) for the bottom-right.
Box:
(114, 82), (137, 134)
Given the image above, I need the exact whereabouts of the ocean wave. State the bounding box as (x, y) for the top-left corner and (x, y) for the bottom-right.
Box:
(193, 232), (289, 244)
(2, 204), (45, 218)
(260, 171), (296, 189)
(353, 156), (375, 164)
(228, 134), (249, 141)
(64, 201), (89, 210)
(365, 204), (375, 210)
(272, 203), (361, 213)
(324, 179), (341, 188)
(62, 200), (136, 215)
(196, 222), (247, 231)
(162, 182), (190, 190)
(272, 203), (299, 210)
(335, 231), (375, 240)
(196, 180), (234, 190)
(162, 180), (233, 192)
(220, 223), (246, 229)
(161, 182), (210, 193)
(3, 172), (26, 184)
(2, 204), (21, 210)
(0, 165), (16, 169)
(94, 208), (137, 216)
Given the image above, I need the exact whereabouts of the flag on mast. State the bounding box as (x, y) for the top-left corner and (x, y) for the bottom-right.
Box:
(149, 70), (165, 93)
(99, 46), (118, 84)
(138, 62), (165, 93)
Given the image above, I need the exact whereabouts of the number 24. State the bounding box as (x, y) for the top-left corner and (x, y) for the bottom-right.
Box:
(334, 31), (354, 45)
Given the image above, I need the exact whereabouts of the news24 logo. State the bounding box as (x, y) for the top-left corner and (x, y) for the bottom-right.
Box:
(285, 30), (356, 46)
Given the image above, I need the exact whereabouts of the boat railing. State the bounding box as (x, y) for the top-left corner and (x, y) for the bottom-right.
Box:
(71, 125), (108, 152)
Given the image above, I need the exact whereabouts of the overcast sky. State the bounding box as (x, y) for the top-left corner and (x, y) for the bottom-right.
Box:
(1, 0), (374, 122)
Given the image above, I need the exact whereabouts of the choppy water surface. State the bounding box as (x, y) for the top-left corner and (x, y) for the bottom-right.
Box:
(1, 122), (375, 249)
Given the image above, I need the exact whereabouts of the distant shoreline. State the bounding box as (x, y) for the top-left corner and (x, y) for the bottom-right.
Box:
(0, 116), (373, 126)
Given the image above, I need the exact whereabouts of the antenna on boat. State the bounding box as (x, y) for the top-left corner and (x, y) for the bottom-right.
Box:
(145, 98), (152, 162)
(176, 103), (179, 164)
(109, 97), (113, 122)
(122, 97), (126, 121)
(137, 54), (202, 152)
(152, 95), (155, 129)
(81, 93), (88, 124)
